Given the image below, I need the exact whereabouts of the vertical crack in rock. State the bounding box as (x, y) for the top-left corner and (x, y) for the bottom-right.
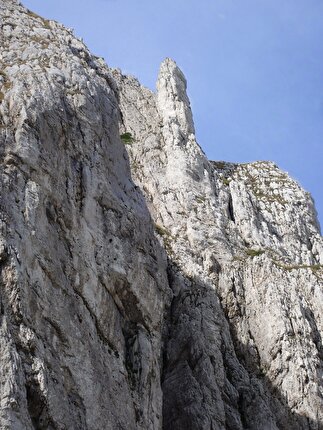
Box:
(25, 380), (54, 430)
(228, 194), (235, 223)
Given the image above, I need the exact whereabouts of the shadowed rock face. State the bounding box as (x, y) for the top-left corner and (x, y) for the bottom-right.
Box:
(115, 58), (323, 430)
(0, 2), (171, 429)
(0, 2), (322, 429)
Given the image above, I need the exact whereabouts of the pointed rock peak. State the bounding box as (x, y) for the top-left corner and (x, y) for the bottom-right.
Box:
(158, 58), (187, 86)
(156, 58), (195, 136)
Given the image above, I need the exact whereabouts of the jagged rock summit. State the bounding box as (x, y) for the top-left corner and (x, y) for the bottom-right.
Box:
(0, 1), (322, 429)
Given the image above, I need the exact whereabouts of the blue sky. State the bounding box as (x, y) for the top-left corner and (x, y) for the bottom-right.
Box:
(23, 0), (323, 230)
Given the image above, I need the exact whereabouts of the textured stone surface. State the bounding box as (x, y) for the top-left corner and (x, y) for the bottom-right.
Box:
(0, 2), (171, 429)
(116, 58), (323, 429)
(0, 1), (322, 429)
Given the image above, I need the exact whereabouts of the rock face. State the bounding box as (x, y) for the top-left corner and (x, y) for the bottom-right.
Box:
(0, 1), (322, 429)
(0, 2), (170, 429)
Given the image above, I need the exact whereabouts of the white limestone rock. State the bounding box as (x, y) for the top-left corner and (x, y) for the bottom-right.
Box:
(0, 1), (322, 429)
(0, 2), (171, 429)
(117, 58), (323, 429)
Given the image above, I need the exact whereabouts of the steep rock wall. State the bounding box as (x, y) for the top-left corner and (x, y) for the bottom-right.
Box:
(115, 59), (323, 429)
(0, 2), (171, 429)
(0, 1), (322, 429)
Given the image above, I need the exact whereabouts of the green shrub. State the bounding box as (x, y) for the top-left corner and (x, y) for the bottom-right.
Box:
(27, 9), (51, 29)
(273, 260), (323, 272)
(221, 177), (231, 186)
(195, 195), (206, 204)
(154, 223), (169, 237)
(246, 249), (265, 258)
(120, 132), (134, 145)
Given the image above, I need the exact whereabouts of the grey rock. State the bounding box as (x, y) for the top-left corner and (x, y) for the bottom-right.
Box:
(117, 57), (323, 428)
(0, 1), (322, 429)
(0, 2), (170, 429)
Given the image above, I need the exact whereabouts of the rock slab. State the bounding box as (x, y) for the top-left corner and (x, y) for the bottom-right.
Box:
(0, 2), (322, 429)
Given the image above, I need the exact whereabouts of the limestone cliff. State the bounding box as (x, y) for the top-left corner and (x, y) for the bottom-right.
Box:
(0, 1), (322, 429)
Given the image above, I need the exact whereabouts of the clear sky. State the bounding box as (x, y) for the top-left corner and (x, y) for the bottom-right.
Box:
(23, 0), (323, 230)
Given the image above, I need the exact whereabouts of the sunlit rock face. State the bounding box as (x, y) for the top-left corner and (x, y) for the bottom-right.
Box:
(0, 1), (322, 429)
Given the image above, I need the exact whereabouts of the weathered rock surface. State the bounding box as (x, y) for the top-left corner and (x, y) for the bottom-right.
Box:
(0, 1), (322, 429)
(0, 2), (171, 429)
(116, 58), (323, 429)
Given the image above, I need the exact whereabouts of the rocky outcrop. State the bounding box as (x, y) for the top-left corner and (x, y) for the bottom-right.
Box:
(0, 2), (171, 429)
(0, 1), (322, 429)
(116, 58), (323, 429)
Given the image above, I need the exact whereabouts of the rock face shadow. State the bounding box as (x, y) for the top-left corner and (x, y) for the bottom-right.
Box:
(1, 3), (322, 429)
(161, 261), (322, 430)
